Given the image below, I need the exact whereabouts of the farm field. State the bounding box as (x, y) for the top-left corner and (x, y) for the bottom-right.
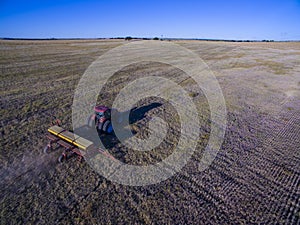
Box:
(0, 39), (300, 224)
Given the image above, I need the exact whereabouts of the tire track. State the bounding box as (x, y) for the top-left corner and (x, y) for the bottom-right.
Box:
(250, 98), (300, 224)
(173, 171), (233, 223)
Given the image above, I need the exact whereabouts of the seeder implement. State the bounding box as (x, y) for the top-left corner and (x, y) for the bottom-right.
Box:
(44, 125), (114, 163)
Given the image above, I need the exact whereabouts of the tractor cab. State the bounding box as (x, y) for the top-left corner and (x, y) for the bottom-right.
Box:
(92, 105), (113, 133)
(94, 105), (111, 120)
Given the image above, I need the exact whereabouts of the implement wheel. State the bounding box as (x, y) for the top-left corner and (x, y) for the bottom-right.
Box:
(58, 154), (66, 163)
(43, 145), (51, 154)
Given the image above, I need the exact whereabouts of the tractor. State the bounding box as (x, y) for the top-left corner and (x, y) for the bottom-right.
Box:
(87, 105), (114, 134)
(44, 103), (158, 163)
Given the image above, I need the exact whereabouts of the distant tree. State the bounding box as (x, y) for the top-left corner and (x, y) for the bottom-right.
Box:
(153, 37), (159, 40)
(125, 36), (132, 41)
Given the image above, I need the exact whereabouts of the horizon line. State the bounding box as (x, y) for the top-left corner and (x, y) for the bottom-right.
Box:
(1, 37), (300, 42)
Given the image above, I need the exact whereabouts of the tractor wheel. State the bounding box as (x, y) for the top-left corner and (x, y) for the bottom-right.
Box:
(102, 120), (113, 134)
(87, 115), (95, 128)
(43, 146), (51, 154)
(97, 122), (103, 132)
(58, 154), (66, 163)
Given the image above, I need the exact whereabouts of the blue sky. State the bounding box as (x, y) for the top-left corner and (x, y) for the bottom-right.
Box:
(0, 0), (299, 40)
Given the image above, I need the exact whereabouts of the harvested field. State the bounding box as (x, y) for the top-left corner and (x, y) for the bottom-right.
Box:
(0, 39), (299, 224)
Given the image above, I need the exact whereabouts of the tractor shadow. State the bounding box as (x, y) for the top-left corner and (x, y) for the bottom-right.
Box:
(130, 102), (162, 123)
(100, 102), (162, 149)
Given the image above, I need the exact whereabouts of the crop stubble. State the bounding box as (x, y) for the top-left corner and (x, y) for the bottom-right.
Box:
(0, 39), (299, 224)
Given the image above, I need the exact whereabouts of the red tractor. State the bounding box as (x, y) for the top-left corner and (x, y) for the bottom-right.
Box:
(87, 105), (114, 134)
